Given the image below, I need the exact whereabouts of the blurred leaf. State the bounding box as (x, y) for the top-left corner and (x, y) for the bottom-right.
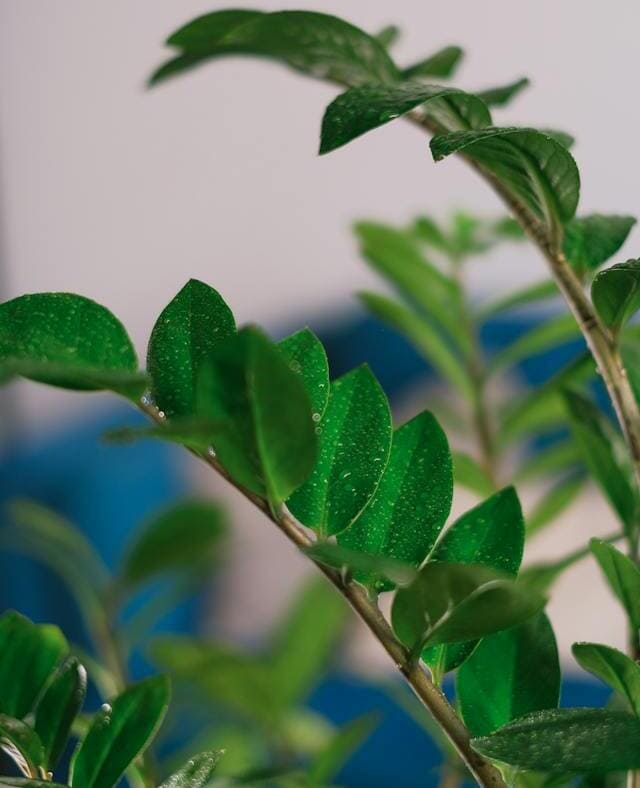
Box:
(304, 542), (417, 586)
(591, 539), (640, 630)
(287, 365), (392, 536)
(70, 675), (170, 788)
(0, 781), (68, 787)
(0, 293), (141, 397)
(410, 216), (450, 252)
(320, 83), (490, 154)
(490, 313), (580, 371)
(491, 216), (526, 240)
(471, 709), (640, 771)
(119, 499), (227, 590)
(338, 411), (453, 592)
(515, 440), (582, 482)
(526, 475), (586, 536)
(401, 46), (464, 79)
(160, 750), (225, 787)
(592, 259), (640, 336)
(308, 714), (378, 784)
(572, 642), (640, 716)
(478, 280), (558, 321)
(0, 611), (68, 719)
(277, 328), (329, 420)
(542, 129), (575, 149)
(0, 715), (45, 777)
(476, 77), (530, 108)
(34, 657), (87, 771)
(147, 279), (236, 419)
(452, 451), (495, 497)
(457, 613), (560, 737)
(563, 215), (636, 277)
(374, 25), (400, 49)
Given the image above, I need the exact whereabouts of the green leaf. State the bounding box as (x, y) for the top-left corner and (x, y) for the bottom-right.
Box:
(0, 781), (68, 787)
(160, 751), (225, 788)
(525, 475), (585, 536)
(478, 279), (558, 321)
(452, 451), (495, 497)
(359, 292), (473, 400)
(0, 715), (45, 777)
(320, 83), (490, 154)
(197, 327), (317, 506)
(572, 642), (640, 716)
(391, 562), (544, 653)
(287, 365), (392, 537)
(70, 675), (170, 788)
(457, 613), (561, 737)
(431, 127), (580, 244)
(591, 539), (640, 630)
(147, 279), (236, 419)
(592, 259), (640, 336)
(119, 499), (227, 590)
(277, 328), (329, 421)
(374, 25), (400, 49)
(564, 389), (638, 532)
(34, 657), (87, 770)
(338, 411), (452, 592)
(563, 214), (636, 277)
(0, 611), (68, 719)
(308, 714), (377, 784)
(304, 542), (417, 587)
(401, 46), (464, 79)
(410, 215), (451, 251)
(153, 10), (398, 88)
(490, 313), (581, 372)
(515, 440), (582, 482)
(471, 708), (640, 772)
(476, 77), (530, 108)
(0, 293), (140, 397)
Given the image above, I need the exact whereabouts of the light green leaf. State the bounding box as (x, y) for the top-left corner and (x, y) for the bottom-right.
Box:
(320, 83), (490, 154)
(410, 216), (450, 251)
(338, 411), (453, 592)
(563, 214), (636, 277)
(592, 259), (640, 336)
(572, 642), (640, 716)
(457, 613), (560, 737)
(287, 365), (392, 537)
(0, 715), (45, 777)
(197, 327), (317, 507)
(70, 675), (170, 788)
(0, 611), (68, 719)
(452, 451), (495, 497)
(0, 293), (140, 397)
(147, 279), (236, 419)
(304, 542), (417, 587)
(401, 46), (464, 80)
(277, 328), (329, 421)
(515, 440), (582, 482)
(490, 313), (580, 372)
(431, 127), (580, 244)
(478, 280), (558, 321)
(119, 499), (227, 590)
(591, 539), (640, 630)
(476, 77), (530, 108)
(374, 25), (400, 49)
(308, 714), (377, 784)
(160, 751), (225, 788)
(34, 657), (87, 771)
(525, 475), (585, 536)
(471, 708), (640, 771)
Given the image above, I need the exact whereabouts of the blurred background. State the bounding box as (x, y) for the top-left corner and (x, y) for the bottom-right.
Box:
(1, 1), (638, 785)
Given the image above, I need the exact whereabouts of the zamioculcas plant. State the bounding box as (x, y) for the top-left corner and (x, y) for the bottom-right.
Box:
(3, 8), (640, 787)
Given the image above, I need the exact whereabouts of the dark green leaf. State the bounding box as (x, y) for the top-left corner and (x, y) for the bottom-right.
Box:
(277, 328), (329, 420)
(457, 613), (560, 736)
(120, 499), (227, 590)
(308, 714), (377, 784)
(476, 77), (530, 108)
(471, 708), (640, 771)
(478, 280), (558, 321)
(525, 475), (586, 536)
(564, 389), (638, 532)
(197, 327), (317, 506)
(401, 46), (464, 79)
(591, 539), (640, 630)
(490, 313), (580, 371)
(0, 715), (45, 776)
(0, 781), (67, 787)
(287, 365), (392, 537)
(592, 259), (640, 336)
(572, 642), (640, 716)
(147, 279), (236, 419)
(431, 127), (580, 243)
(70, 675), (170, 788)
(563, 215), (636, 277)
(304, 542), (417, 586)
(0, 611), (67, 719)
(160, 750), (225, 787)
(541, 129), (575, 149)
(392, 562), (544, 652)
(338, 411), (452, 592)
(0, 293), (140, 396)
(374, 25), (400, 49)
(320, 83), (490, 154)
(452, 451), (495, 497)
(34, 657), (87, 770)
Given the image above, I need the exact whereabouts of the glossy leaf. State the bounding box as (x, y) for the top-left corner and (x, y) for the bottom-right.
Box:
(563, 214), (636, 277)
(471, 708), (640, 771)
(431, 127), (580, 243)
(572, 642), (640, 716)
(564, 389), (638, 531)
(308, 714), (377, 784)
(34, 657), (87, 770)
(197, 327), (317, 506)
(287, 365), (392, 537)
(277, 328), (329, 420)
(401, 46), (463, 79)
(592, 259), (640, 335)
(160, 751), (224, 788)
(0, 293), (140, 396)
(304, 542), (417, 586)
(0, 715), (44, 778)
(120, 499), (227, 590)
(147, 279), (236, 419)
(70, 675), (170, 788)
(0, 611), (67, 719)
(452, 451), (495, 497)
(476, 77), (530, 108)
(457, 613), (561, 736)
(153, 10), (398, 88)
(591, 539), (640, 630)
(320, 83), (490, 154)
(338, 411), (453, 592)
(392, 562), (544, 652)
(490, 313), (581, 371)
